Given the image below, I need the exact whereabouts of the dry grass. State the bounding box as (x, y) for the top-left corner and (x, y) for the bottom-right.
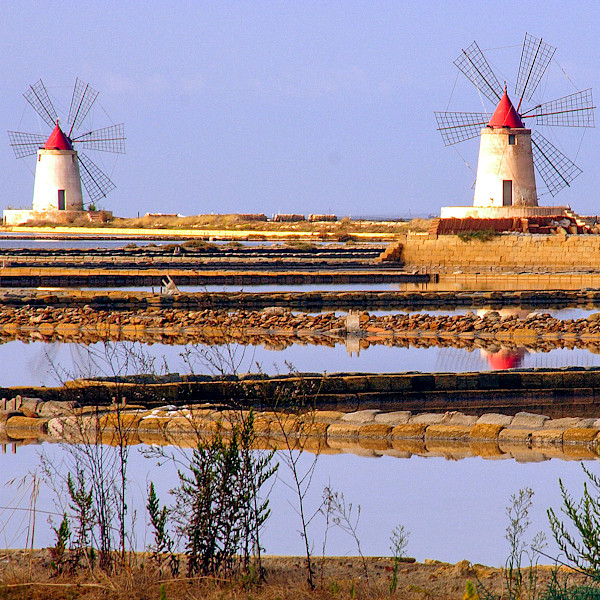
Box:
(0, 551), (584, 600)
(11, 214), (433, 235)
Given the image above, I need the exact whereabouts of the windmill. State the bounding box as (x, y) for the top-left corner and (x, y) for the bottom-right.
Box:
(435, 34), (594, 217)
(7, 78), (125, 216)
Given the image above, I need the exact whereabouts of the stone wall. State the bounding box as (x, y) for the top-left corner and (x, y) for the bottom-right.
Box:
(397, 233), (600, 271)
(3, 400), (600, 462)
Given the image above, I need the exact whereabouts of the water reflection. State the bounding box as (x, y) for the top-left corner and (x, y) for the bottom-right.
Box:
(477, 308), (531, 370)
(0, 442), (594, 566)
(481, 347), (526, 369)
(2, 339), (600, 388)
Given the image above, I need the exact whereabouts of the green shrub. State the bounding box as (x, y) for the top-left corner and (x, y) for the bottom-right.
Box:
(458, 229), (499, 242)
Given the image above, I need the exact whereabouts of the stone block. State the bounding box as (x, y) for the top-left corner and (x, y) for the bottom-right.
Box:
(425, 424), (472, 440)
(252, 417), (273, 435)
(137, 416), (170, 432)
(563, 428), (600, 443)
(301, 422), (329, 437)
(311, 410), (346, 423)
(470, 423), (504, 440)
(98, 412), (143, 431)
(387, 376), (414, 391)
(340, 410), (380, 424)
(166, 417), (198, 436)
(47, 415), (98, 442)
(531, 429), (563, 445)
(410, 375), (436, 391)
(326, 422), (361, 438)
(320, 377), (348, 394)
(544, 417), (582, 429)
(510, 412), (549, 429)
(374, 411), (411, 426)
(343, 376), (370, 392)
(410, 413), (445, 425)
(37, 400), (77, 417)
(432, 374), (460, 390)
(476, 413), (513, 426)
(499, 428), (533, 443)
(539, 372), (563, 389)
(15, 396), (42, 413)
(358, 423), (392, 438)
(5, 416), (48, 438)
(270, 415), (301, 435)
(367, 376), (392, 392)
(392, 423), (428, 439)
(442, 412), (478, 426)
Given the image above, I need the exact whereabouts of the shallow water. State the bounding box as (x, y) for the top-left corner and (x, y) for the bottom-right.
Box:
(0, 442), (593, 566)
(1, 338), (600, 387)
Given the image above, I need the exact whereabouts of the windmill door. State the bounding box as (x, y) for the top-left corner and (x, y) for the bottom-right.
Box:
(58, 190), (65, 210)
(502, 180), (512, 206)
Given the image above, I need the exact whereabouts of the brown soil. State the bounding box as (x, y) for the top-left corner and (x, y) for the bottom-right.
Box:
(0, 551), (589, 599)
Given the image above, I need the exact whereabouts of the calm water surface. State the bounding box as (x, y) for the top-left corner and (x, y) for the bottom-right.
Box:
(0, 442), (594, 565)
(1, 340), (600, 387)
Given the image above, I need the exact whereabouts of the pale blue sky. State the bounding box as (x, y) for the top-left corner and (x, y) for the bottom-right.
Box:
(1, 1), (599, 218)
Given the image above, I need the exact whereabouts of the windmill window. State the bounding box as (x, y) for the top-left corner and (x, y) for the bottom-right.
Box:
(508, 134), (516, 145)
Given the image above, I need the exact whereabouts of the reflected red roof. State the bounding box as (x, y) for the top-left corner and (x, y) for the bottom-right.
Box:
(488, 90), (524, 128)
(44, 123), (73, 151)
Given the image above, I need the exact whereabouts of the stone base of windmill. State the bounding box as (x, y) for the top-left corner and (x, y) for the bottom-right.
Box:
(440, 205), (572, 219)
(3, 209), (113, 227)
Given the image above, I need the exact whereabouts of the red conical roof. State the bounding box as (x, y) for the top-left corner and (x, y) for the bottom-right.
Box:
(488, 88), (524, 128)
(44, 123), (73, 151)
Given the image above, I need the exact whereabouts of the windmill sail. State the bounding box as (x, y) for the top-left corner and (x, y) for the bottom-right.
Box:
(67, 78), (99, 137)
(521, 89), (595, 127)
(72, 124), (126, 153)
(7, 131), (46, 159)
(434, 112), (490, 146)
(515, 33), (556, 109)
(78, 152), (116, 202)
(531, 130), (582, 197)
(454, 41), (503, 104)
(23, 80), (58, 129)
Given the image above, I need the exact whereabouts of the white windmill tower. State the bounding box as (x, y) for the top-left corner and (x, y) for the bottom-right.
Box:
(6, 79), (125, 224)
(435, 34), (595, 219)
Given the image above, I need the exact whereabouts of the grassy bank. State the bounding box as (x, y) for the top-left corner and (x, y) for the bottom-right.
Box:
(1, 215), (432, 239)
(0, 552), (591, 600)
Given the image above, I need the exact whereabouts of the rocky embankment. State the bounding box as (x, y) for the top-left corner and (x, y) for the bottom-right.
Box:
(2, 395), (600, 462)
(2, 305), (600, 351)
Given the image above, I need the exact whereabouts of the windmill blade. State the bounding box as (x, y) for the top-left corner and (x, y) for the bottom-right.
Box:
(7, 131), (46, 159)
(521, 89), (595, 128)
(434, 112), (490, 146)
(78, 152), (116, 202)
(531, 130), (582, 197)
(23, 80), (59, 129)
(67, 78), (99, 137)
(72, 123), (125, 154)
(453, 41), (503, 105)
(515, 33), (556, 109)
